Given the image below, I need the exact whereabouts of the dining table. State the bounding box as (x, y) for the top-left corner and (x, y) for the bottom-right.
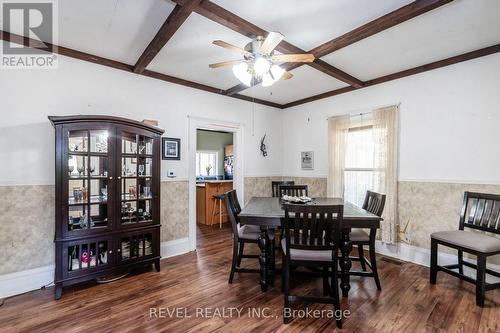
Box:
(238, 197), (382, 297)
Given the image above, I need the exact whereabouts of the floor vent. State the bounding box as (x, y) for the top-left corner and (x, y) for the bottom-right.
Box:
(380, 256), (404, 265)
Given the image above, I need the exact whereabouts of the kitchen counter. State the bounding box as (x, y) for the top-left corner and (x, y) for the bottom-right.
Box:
(196, 181), (233, 226)
(196, 180), (233, 188)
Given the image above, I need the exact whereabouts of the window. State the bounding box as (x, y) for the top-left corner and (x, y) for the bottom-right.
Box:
(196, 151), (218, 177)
(344, 126), (375, 206)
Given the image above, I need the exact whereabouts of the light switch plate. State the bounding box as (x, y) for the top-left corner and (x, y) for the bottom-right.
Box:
(167, 170), (176, 178)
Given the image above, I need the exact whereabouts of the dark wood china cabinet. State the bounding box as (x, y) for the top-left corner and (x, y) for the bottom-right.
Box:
(49, 115), (164, 299)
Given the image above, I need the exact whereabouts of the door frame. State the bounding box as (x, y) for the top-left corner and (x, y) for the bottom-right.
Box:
(187, 116), (244, 251)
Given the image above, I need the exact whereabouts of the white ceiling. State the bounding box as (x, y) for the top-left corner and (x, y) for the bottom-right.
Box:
(323, 0), (500, 81)
(56, 0), (175, 64)
(4, 0), (499, 105)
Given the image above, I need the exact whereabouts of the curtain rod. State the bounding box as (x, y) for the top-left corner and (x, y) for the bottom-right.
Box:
(326, 102), (401, 120)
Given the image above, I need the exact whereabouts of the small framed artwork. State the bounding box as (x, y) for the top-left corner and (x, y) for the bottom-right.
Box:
(301, 151), (314, 170)
(162, 137), (181, 160)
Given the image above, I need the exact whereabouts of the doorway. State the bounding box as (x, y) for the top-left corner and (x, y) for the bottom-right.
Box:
(187, 116), (244, 251)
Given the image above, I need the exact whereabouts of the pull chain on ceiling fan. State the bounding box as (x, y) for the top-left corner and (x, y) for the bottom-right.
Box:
(209, 32), (315, 87)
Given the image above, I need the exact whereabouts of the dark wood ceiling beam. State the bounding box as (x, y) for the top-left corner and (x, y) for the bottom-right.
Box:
(310, 0), (454, 58)
(133, 0), (203, 73)
(0, 31), (282, 109)
(172, 0), (363, 91)
(282, 43), (500, 108)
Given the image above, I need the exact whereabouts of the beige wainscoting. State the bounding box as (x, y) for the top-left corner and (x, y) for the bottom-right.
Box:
(0, 185), (55, 275)
(2, 179), (499, 276)
(243, 176), (327, 204)
(160, 180), (189, 242)
(398, 181), (500, 248)
(243, 176), (283, 204)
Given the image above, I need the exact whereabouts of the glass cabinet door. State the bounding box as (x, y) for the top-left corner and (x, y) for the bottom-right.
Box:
(117, 230), (157, 265)
(66, 128), (114, 235)
(118, 129), (155, 228)
(63, 237), (113, 277)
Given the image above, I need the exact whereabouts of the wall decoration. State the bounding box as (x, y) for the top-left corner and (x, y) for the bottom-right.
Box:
(301, 151), (314, 170)
(260, 134), (268, 157)
(162, 137), (181, 160)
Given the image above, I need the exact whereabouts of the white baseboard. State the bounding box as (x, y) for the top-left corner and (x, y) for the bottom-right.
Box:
(0, 265), (55, 298)
(0, 238), (192, 299)
(160, 237), (191, 258)
(375, 241), (500, 275)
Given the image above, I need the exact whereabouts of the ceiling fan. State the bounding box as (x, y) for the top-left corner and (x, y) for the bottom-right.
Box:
(209, 32), (315, 87)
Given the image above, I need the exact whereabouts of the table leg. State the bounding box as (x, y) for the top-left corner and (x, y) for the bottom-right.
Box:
(340, 228), (353, 298)
(268, 228), (276, 286)
(219, 199), (222, 229)
(258, 228), (270, 292)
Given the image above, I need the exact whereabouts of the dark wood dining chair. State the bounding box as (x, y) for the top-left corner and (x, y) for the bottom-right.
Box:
(278, 185), (308, 197)
(272, 181), (295, 197)
(225, 190), (272, 283)
(349, 190), (386, 290)
(282, 203), (343, 328)
(430, 191), (500, 307)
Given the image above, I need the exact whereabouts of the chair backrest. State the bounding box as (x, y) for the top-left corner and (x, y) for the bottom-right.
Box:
(224, 192), (240, 239)
(283, 204), (343, 260)
(283, 204), (344, 259)
(279, 185), (308, 198)
(226, 189), (241, 215)
(272, 181), (295, 197)
(460, 192), (500, 235)
(362, 190), (386, 217)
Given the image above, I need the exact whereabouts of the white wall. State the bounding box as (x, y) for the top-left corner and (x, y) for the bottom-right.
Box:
(282, 53), (500, 184)
(0, 49), (284, 186)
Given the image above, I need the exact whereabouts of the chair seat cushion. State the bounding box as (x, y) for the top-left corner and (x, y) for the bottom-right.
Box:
(350, 229), (369, 242)
(431, 230), (500, 253)
(238, 224), (274, 240)
(281, 238), (334, 262)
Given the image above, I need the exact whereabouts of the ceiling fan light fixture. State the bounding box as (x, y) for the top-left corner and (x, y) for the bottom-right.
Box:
(270, 64), (285, 81)
(261, 73), (274, 87)
(254, 57), (270, 76)
(232, 63), (252, 87)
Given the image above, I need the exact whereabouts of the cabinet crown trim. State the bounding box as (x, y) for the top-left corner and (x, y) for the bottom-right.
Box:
(48, 115), (164, 135)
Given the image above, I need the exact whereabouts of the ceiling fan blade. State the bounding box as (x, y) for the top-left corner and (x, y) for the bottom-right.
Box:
(270, 54), (315, 63)
(209, 60), (245, 68)
(282, 71), (293, 80)
(213, 40), (251, 57)
(260, 31), (284, 54)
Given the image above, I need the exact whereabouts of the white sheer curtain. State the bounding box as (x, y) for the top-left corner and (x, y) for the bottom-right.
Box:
(327, 105), (399, 244)
(372, 105), (399, 243)
(327, 115), (350, 197)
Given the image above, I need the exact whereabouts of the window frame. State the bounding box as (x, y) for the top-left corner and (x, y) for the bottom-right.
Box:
(343, 124), (376, 205)
(196, 150), (219, 177)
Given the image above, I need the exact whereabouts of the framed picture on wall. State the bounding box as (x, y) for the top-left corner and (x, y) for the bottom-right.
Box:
(162, 137), (181, 160)
(301, 151), (314, 170)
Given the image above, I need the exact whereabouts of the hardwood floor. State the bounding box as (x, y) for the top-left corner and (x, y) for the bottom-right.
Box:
(1, 224), (499, 332)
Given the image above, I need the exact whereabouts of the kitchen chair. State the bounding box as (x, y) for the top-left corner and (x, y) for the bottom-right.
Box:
(225, 190), (272, 284)
(281, 203), (343, 328)
(272, 181), (295, 197)
(278, 185), (308, 197)
(349, 190), (386, 290)
(431, 191), (500, 307)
